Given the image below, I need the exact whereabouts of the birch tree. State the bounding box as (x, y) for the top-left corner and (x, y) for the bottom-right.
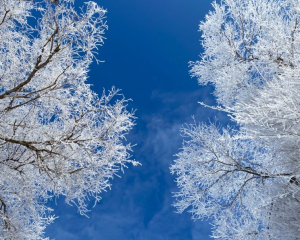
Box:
(0, 0), (137, 239)
(171, 0), (300, 239)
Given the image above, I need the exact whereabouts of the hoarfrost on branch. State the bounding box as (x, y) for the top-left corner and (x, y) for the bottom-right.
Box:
(172, 0), (300, 239)
(0, 0), (137, 239)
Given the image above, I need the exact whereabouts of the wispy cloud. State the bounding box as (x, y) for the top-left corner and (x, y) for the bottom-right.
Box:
(46, 87), (220, 240)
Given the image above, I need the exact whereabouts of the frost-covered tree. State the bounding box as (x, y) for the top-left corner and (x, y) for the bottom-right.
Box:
(0, 0), (137, 239)
(171, 0), (300, 239)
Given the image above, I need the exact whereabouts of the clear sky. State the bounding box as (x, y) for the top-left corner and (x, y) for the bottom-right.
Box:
(45, 0), (229, 239)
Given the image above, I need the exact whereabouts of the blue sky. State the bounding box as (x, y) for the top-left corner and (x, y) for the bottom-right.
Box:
(45, 0), (229, 239)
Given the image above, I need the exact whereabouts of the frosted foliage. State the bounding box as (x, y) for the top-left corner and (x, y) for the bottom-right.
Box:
(172, 0), (300, 239)
(191, 0), (300, 106)
(0, 0), (136, 239)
